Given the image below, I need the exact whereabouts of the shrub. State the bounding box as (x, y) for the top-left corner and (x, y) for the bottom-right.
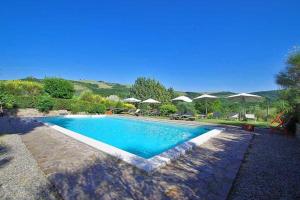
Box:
(0, 93), (15, 109)
(87, 103), (106, 114)
(123, 103), (135, 110)
(70, 100), (90, 114)
(176, 102), (196, 115)
(53, 98), (73, 110)
(44, 78), (74, 99)
(160, 104), (177, 116)
(2, 80), (43, 96)
(14, 96), (37, 108)
(36, 95), (54, 113)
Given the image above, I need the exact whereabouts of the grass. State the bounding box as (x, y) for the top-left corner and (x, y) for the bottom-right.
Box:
(147, 115), (271, 128)
(196, 118), (271, 128)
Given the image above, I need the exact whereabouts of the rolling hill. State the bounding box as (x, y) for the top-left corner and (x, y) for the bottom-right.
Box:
(16, 77), (281, 100)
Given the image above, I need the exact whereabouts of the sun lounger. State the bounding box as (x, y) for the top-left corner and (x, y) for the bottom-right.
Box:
(180, 114), (196, 121)
(245, 114), (256, 121)
(229, 113), (239, 120)
(169, 114), (180, 120)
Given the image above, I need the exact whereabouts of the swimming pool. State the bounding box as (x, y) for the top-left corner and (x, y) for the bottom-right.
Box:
(39, 116), (223, 171)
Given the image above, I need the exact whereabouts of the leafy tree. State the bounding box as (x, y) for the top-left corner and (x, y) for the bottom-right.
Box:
(176, 102), (196, 115)
(44, 78), (74, 99)
(276, 49), (300, 111)
(167, 87), (176, 99)
(130, 77), (171, 103)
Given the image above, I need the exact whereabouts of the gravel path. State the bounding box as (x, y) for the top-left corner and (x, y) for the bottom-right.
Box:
(228, 129), (300, 200)
(0, 134), (60, 200)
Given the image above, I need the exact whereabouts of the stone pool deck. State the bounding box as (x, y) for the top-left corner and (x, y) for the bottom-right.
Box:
(1, 117), (299, 199)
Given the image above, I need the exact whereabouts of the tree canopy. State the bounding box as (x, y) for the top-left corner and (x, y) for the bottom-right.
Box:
(276, 50), (300, 110)
(44, 78), (75, 99)
(130, 77), (172, 103)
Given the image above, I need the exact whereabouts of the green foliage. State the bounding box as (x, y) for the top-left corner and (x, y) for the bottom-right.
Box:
(14, 96), (37, 108)
(70, 100), (106, 114)
(176, 102), (196, 116)
(79, 91), (104, 103)
(130, 77), (171, 103)
(44, 78), (74, 99)
(276, 49), (300, 113)
(160, 104), (177, 116)
(70, 100), (90, 114)
(87, 103), (106, 114)
(53, 98), (74, 110)
(123, 103), (135, 110)
(1, 80), (43, 96)
(36, 95), (54, 113)
(0, 92), (15, 109)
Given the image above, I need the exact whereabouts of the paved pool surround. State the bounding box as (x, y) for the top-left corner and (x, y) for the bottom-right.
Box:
(36, 115), (224, 172)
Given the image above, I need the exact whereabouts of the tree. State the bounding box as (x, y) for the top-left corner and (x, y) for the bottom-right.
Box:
(44, 78), (75, 99)
(130, 77), (171, 103)
(276, 49), (300, 110)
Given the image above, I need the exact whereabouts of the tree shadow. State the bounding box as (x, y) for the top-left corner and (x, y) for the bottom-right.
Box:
(0, 116), (44, 135)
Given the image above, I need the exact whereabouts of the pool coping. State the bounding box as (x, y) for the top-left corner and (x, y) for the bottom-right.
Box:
(33, 115), (225, 172)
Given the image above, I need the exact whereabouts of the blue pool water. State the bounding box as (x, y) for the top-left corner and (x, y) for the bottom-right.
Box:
(41, 116), (211, 159)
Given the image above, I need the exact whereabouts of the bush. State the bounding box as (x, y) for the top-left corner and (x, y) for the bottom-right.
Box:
(44, 78), (74, 99)
(123, 103), (135, 110)
(1, 80), (43, 96)
(0, 93), (15, 109)
(53, 98), (73, 110)
(70, 100), (90, 114)
(87, 103), (106, 114)
(176, 102), (196, 115)
(14, 96), (37, 108)
(36, 95), (54, 113)
(160, 104), (177, 116)
(70, 100), (106, 114)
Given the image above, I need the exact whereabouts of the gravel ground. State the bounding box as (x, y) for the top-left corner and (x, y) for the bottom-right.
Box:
(228, 129), (300, 200)
(0, 134), (60, 200)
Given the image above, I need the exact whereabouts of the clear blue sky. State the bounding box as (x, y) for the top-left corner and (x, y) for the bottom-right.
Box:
(1, 0), (299, 92)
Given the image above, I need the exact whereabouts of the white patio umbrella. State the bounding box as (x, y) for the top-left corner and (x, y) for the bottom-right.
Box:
(142, 98), (161, 104)
(227, 93), (262, 119)
(172, 96), (193, 103)
(193, 94), (218, 115)
(123, 97), (141, 103)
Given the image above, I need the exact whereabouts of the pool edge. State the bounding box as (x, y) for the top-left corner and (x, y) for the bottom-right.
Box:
(33, 116), (225, 172)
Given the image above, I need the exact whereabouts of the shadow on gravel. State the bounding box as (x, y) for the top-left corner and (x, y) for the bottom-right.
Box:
(0, 142), (12, 168)
(0, 117), (44, 135)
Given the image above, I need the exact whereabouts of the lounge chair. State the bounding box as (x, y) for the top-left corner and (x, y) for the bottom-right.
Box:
(180, 114), (196, 121)
(245, 114), (256, 121)
(129, 109), (141, 116)
(169, 113), (180, 120)
(228, 113), (239, 120)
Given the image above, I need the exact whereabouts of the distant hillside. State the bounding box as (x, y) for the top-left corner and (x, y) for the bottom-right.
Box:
(13, 77), (281, 100)
(251, 90), (281, 100)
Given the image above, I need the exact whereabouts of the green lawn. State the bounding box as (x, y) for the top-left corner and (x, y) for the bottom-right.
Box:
(142, 115), (271, 128)
(196, 118), (270, 128)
